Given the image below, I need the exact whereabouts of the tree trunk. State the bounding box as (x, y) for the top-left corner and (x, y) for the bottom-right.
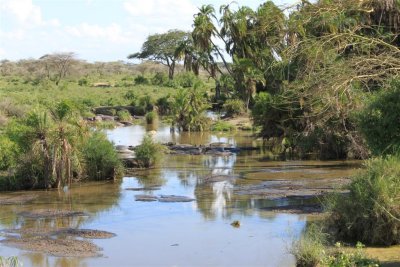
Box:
(168, 61), (175, 80)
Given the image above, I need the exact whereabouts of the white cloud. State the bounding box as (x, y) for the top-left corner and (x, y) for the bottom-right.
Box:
(0, 0), (43, 25)
(124, 0), (196, 17)
(64, 23), (132, 44)
(123, 0), (197, 32)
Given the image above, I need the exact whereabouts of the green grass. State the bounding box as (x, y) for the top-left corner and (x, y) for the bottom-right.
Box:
(210, 120), (235, 132)
(326, 155), (400, 246)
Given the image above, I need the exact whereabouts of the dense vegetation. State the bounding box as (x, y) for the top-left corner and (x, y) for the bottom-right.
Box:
(0, 0), (399, 265)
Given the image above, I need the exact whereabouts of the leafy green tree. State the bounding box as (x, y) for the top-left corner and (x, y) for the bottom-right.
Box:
(172, 83), (210, 131)
(358, 80), (400, 155)
(128, 30), (190, 79)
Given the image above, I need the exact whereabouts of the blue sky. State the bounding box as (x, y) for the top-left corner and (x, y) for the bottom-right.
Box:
(0, 0), (296, 62)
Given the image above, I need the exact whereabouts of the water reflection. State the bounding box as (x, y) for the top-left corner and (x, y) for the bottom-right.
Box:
(0, 122), (360, 267)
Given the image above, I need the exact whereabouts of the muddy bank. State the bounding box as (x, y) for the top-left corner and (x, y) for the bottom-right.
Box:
(1, 237), (102, 257)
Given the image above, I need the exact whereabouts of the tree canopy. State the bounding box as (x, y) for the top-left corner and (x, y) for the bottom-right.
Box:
(128, 30), (190, 79)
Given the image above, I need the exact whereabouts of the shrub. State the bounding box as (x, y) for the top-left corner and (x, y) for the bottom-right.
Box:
(291, 224), (327, 267)
(156, 95), (173, 115)
(145, 111), (158, 124)
(138, 95), (154, 112)
(116, 109), (132, 122)
(0, 135), (19, 170)
(321, 242), (379, 267)
(82, 132), (123, 180)
(175, 72), (203, 88)
(357, 79), (400, 155)
(78, 78), (88, 86)
(172, 87), (211, 131)
(124, 90), (138, 101)
(134, 75), (149, 85)
(326, 155), (400, 246)
(222, 99), (245, 117)
(151, 72), (169, 86)
(135, 135), (162, 168)
(211, 121), (235, 132)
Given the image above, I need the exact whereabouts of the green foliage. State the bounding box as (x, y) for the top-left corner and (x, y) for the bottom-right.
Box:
(124, 90), (138, 101)
(327, 155), (400, 246)
(175, 72), (203, 88)
(211, 120), (235, 132)
(155, 95), (173, 115)
(128, 29), (190, 79)
(81, 132), (123, 180)
(135, 135), (162, 168)
(78, 78), (88, 86)
(145, 111), (158, 124)
(138, 95), (154, 112)
(357, 80), (400, 155)
(291, 224), (327, 267)
(172, 85), (211, 131)
(151, 72), (169, 86)
(322, 242), (379, 267)
(0, 135), (18, 170)
(116, 109), (132, 122)
(222, 99), (245, 117)
(134, 75), (149, 85)
(292, 224), (379, 267)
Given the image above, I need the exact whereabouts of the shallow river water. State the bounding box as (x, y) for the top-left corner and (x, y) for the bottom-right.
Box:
(0, 123), (360, 267)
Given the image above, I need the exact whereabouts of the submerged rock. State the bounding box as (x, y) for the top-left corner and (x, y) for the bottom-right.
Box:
(158, 195), (195, 202)
(134, 194), (158, 202)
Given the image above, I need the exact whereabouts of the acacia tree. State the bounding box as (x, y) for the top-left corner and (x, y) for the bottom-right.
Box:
(39, 52), (77, 85)
(128, 30), (190, 79)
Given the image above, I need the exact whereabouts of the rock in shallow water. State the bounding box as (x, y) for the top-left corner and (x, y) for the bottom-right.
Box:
(158, 195), (195, 202)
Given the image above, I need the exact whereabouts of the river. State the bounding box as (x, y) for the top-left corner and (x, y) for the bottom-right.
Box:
(0, 122), (359, 267)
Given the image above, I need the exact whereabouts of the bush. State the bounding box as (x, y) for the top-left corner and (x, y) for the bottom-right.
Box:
(222, 99), (245, 117)
(151, 72), (169, 86)
(124, 90), (138, 101)
(156, 95), (173, 115)
(0, 135), (19, 170)
(291, 224), (378, 267)
(175, 72), (203, 88)
(172, 87), (211, 131)
(291, 224), (327, 267)
(116, 109), (132, 122)
(327, 155), (400, 246)
(135, 135), (162, 168)
(138, 95), (154, 112)
(134, 75), (149, 85)
(322, 242), (379, 267)
(78, 78), (88, 86)
(357, 79), (400, 155)
(82, 132), (123, 180)
(145, 111), (158, 124)
(211, 121), (235, 132)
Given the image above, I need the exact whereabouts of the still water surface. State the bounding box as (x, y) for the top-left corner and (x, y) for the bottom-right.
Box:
(0, 123), (358, 267)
